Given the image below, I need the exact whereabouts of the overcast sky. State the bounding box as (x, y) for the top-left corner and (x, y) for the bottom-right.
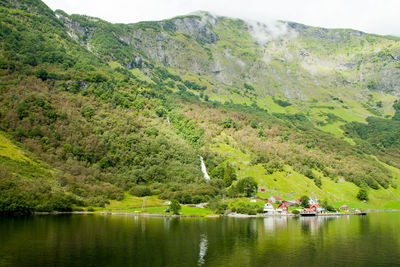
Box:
(43, 0), (400, 36)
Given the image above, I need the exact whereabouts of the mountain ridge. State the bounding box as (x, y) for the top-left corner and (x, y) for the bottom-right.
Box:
(55, 9), (400, 94)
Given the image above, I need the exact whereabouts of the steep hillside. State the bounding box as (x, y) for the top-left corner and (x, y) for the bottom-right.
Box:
(55, 9), (400, 142)
(1, 0), (400, 214)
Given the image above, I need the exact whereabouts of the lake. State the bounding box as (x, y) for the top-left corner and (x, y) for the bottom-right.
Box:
(1, 212), (399, 266)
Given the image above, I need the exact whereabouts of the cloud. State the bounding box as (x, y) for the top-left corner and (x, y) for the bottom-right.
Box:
(43, 0), (400, 36)
(246, 20), (298, 45)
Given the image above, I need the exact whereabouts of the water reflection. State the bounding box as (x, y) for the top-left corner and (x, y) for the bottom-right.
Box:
(0, 213), (399, 266)
(300, 216), (338, 234)
(263, 216), (288, 231)
(198, 234), (208, 266)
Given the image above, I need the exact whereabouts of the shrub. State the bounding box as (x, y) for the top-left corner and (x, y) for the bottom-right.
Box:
(273, 97), (292, 107)
(300, 195), (309, 208)
(357, 187), (369, 201)
(237, 177), (258, 197)
(16, 102), (29, 120)
(129, 185), (152, 197)
(155, 106), (167, 117)
(177, 84), (186, 91)
(250, 119), (258, 129)
(223, 162), (236, 187)
(85, 196), (110, 207)
(367, 80), (377, 90)
(207, 197), (228, 214)
(36, 68), (48, 81)
(235, 202), (258, 215)
(0, 181), (35, 215)
(220, 118), (238, 129)
(170, 200), (181, 215)
(321, 199), (336, 211)
(256, 207), (264, 213)
(81, 106), (95, 118)
(244, 83), (254, 91)
(314, 177), (322, 188)
(247, 209), (257, 215)
(292, 210), (300, 215)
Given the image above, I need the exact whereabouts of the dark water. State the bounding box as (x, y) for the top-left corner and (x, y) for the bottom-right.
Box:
(1, 213), (400, 266)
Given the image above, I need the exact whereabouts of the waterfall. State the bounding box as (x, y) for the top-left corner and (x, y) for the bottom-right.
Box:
(199, 156), (210, 180)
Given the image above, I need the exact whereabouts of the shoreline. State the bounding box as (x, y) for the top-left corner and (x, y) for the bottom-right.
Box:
(32, 209), (400, 217)
(34, 211), (203, 218)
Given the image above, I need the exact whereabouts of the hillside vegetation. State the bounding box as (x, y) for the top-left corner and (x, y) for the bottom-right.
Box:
(1, 0), (400, 214)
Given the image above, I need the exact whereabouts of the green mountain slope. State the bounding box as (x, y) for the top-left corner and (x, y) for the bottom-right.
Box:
(1, 0), (400, 214)
(56, 9), (400, 144)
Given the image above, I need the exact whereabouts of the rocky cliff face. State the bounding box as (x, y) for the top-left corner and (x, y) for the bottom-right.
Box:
(56, 10), (400, 102)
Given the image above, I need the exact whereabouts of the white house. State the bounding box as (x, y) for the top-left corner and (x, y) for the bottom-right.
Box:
(263, 202), (275, 214)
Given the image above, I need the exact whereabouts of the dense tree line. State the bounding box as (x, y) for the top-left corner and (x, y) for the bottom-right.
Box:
(344, 100), (400, 168)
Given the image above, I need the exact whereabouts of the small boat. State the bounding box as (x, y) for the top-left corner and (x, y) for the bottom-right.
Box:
(354, 210), (367, 215)
(300, 212), (316, 217)
(301, 208), (317, 216)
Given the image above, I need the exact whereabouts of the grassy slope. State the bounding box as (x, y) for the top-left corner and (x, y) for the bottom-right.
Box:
(93, 194), (213, 215)
(0, 131), (35, 164)
(209, 132), (400, 209)
(0, 131), (69, 202)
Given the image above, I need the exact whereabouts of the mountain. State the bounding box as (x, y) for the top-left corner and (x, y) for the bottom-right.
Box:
(1, 0), (400, 214)
(55, 9), (400, 159)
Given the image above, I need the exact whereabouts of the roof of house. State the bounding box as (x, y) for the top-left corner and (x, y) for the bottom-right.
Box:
(272, 196), (281, 199)
(278, 203), (287, 208)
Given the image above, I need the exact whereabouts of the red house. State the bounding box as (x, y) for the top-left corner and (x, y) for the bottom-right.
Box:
(278, 203), (288, 212)
(309, 204), (320, 211)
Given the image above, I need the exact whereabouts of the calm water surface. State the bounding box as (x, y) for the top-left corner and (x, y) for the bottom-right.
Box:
(1, 212), (399, 266)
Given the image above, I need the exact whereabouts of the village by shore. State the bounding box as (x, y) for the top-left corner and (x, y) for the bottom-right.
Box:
(32, 192), (400, 218)
(35, 209), (399, 218)
(259, 195), (368, 216)
(33, 194), (380, 218)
